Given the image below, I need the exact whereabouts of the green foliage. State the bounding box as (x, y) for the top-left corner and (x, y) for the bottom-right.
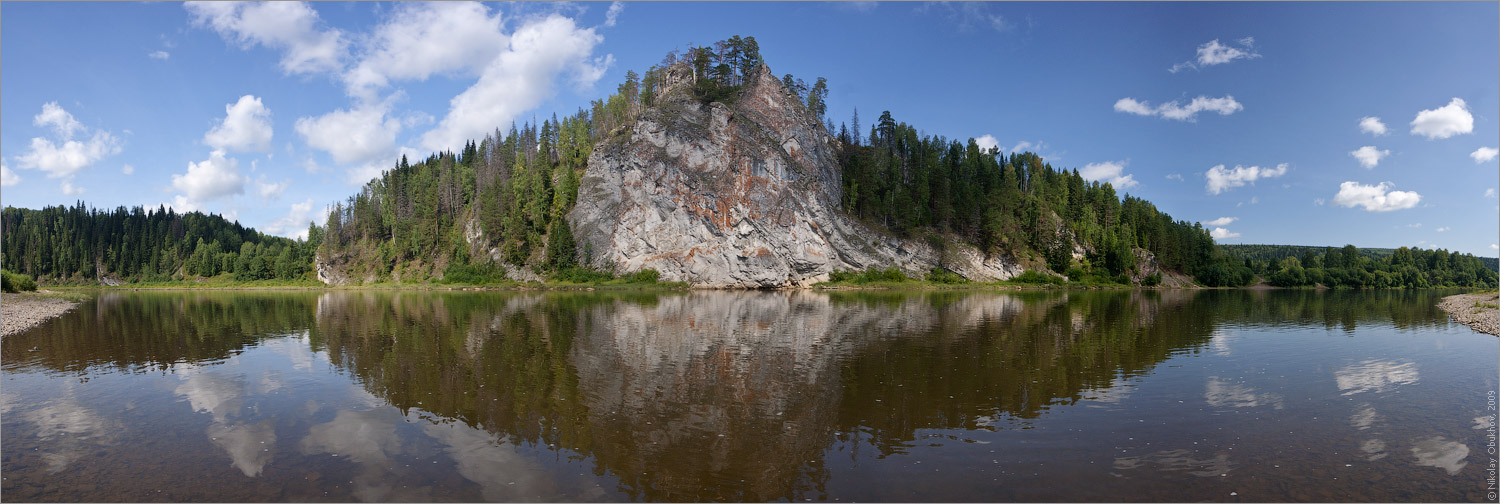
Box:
(550, 266), (617, 284)
(2, 203), (309, 285)
(1241, 244), (1497, 289)
(2, 269), (38, 292)
(438, 263), (513, 285)
(1011, 270), (1064, 285)
(1141, 273), (1162, 287)
(925, 267), (967, 284)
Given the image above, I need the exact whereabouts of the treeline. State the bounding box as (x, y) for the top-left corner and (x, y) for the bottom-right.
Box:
(1224, 244), (1499, 273)
(829, 110), (1256, 286)
(1230, 244), (1497, 289)
(0, 203), (315, 283)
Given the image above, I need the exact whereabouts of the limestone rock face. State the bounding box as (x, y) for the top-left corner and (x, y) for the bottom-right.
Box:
(569, 65), (1021, 287)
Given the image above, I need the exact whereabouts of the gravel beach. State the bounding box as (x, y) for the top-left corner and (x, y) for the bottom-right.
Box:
(1437, 291), (1499, 336)
(1, 292), (80, 339)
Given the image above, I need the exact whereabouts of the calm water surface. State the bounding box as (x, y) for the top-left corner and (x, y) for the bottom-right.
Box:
(2, 289), (1495, 502)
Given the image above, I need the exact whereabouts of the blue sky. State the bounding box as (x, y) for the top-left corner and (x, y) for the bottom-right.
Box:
(2, 2), (1496, 256)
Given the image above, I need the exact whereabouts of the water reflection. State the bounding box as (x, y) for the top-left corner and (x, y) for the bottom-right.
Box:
(0, 288), (1491, 502)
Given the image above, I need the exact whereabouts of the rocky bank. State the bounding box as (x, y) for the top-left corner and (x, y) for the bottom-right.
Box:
(568, 64), (1023, 288)
(1, 292), (80, 339)
(1437, 291), (1499, 336)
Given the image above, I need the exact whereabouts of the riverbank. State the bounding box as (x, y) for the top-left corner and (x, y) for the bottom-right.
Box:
(1, 291), (85, 339)
(1437, 291), (1499, 336)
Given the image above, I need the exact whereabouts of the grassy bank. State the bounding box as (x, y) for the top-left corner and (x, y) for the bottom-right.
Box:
(813, 267), (1145, 290)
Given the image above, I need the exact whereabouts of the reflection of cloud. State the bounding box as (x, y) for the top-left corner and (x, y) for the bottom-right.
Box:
(1361, 439), (1387, 461)
(261, 331), (318, 371)
(1475, 415), (1495, 430)
(258, 370), (285, 394)
(1114, 449), (1234, 477)
(1350, 404), (1379, 430)
(1335, 360), (1418, 395)
(421, 422), (559, 501)
(24, 397), (115, 473)
(1205, 376), (1284, 409)
(1082, 382), (1135, 405)
(175, 372), (245, 423)
(1209, 330), (1231, 356)
(301, 408), (406, 502)
(1411, 436), (1468, 475)
(209, 420), (277, 476)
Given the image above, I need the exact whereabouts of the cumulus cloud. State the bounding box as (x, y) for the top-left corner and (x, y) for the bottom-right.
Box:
(343, 2), (508, 100)
(1359, 116), (1388, 136)
(172, 150), (246, 205)
(148, 50), (171, 60)
(262, 199), (315, 240)
(1436, 227), (1449, 232)
(34, 102), (84, 139)
(185, 1), (347, 75)
(122, 164), (135, 175)
(603, 1), (624, 27)
(421, 14), (610, 153)
(1080, 160), (1138, 189)
(1169, 37), (1260, 73)
(1204, 163), (1287, 195)
(1332, 181), (1421, 212)
(1114, 95), (1242, 122)
(974, 134), (999, 152)
(255, 175), (288, 199)
(1409, 98), (1473, 140)
(1492, 244), (1498, 251)
(1165, 173), (1184, 181)
(204, 95), (273, 152)
(1210, 227), (1241, 240)
(295, 102), (401, 165)
(1471, 147), (1498, 163)
(15, 102), (123, 183)
(1201, 216), (1238, 227)
(1486, 188), (1496, 198)
(61, 179), (85, 196)
(1349, 146), (1390, 169)
(1, 163), (20, 187)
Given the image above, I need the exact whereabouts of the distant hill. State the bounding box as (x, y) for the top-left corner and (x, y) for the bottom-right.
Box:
(1222, 244), (1499, 272)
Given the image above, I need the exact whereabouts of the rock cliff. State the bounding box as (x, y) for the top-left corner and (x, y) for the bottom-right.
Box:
(568, 65), (1022, 287)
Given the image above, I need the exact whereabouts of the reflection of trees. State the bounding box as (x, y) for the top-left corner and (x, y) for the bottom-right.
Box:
(310, 289), (1230, 501)
(0, 292), (318, 372)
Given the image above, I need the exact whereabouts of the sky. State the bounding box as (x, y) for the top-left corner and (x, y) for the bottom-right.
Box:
(2, 1), (1496, 256)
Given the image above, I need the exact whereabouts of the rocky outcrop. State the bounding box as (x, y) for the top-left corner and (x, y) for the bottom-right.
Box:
(568, 65), (1022, 288)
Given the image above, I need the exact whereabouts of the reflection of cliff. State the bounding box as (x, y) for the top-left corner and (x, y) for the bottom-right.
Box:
(0, 292), (319, 372)
(311, 289), (1225, 501)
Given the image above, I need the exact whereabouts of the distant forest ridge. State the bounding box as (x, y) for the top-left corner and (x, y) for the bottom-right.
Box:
(1222, 244), (1499, 272)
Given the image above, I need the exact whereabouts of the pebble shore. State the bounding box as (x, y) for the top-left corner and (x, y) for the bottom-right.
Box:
(1437, 292), (1499, 336)
(1, 292), (80, 339)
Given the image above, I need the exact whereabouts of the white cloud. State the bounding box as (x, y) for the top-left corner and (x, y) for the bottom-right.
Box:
(255, 175), (288, 199)
(148, 50), (171, 60)
(1492, 244), (1498, 251)
(204, 95), (273, 152)
(1471, 147), (1498, 163)
(1114, 95), (1242, 122)
(15, 103), (123, 183)
(122, 164), (134, 175)
(1436, 227), (1449, 232)
(974, 134), (999, 152)
(1314, 198), (1326, 206)
(1204, 163), (1287, 195)
(1169, 37), (1260, 73)
(1410, 98), (1473, 140)
(1332, 181), (1421, 212)
(343, 2), (508, 100)
(1210, 227), (1241, 240)
(1, 163), (20, 187)
(296, 102), (402, 166)
(421, 14), (610, 153)
(1166, 173), (1184, 181)
(34, 102), (84, 139)
(1079, 160), (1138, 189)
(1485, 188), (1496, 198)
(603, 1), (624, 27)
(172, 149), (246, 204)
(262, 199), (315, 240)
(185, 1), (347, 75)
(1359, 116), (1388, 136)
(1201, 216), (1238, 227)
(60, 179), (85, 196)
(1349, 146), (1390, 169)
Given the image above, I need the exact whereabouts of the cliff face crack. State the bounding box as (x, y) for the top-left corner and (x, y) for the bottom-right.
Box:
(567, 64), (1022, 288)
